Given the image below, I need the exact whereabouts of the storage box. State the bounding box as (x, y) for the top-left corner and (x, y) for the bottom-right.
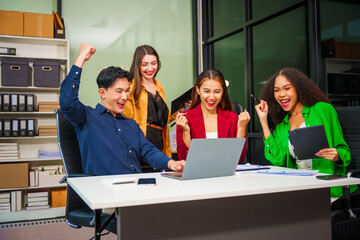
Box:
(348, 75), (360, 95)
(24, 12), (53, 38)
(50, 189), (67, 208)
(0, 162), (29, 189)
(33, 62), (60, 87)
(0, 10), (24, 36)
(322, 39), (360, 59)
(1, 61), (30, 87)
(327, 74), (347, 94)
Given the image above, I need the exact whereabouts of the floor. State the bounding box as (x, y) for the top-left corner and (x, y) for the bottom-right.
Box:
(0, 218), (117, 240)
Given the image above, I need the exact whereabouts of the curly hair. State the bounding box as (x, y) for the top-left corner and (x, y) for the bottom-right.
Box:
(259, 68), (329, 126)
(189, 69), (232, 111)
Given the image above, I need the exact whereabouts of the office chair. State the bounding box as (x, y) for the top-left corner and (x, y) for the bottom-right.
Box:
(55, 109), (117, 236)
(231, 101), (244, 115)
(332, 106), (360, 240)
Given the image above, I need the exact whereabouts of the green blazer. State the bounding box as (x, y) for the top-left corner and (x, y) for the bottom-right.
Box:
(264, 102), (356, 197)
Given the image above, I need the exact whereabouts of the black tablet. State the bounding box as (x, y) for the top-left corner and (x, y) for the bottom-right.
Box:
(288, 125), (329, 160)
(171, 88), (192, 115)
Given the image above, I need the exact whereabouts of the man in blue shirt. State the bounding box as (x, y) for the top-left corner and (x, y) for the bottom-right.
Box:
(60, 43), (185, 175)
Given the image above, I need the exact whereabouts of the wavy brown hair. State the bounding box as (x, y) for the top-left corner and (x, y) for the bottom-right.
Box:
(259, 68), (329, 126)
(190, 69), (232, 111)
(129, 45), (161, 105)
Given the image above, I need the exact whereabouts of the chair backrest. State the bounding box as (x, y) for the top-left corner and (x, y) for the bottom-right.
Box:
(335, 107), (360, 170)
(56, 109), (83, 176)
(231, 101), (244, 115)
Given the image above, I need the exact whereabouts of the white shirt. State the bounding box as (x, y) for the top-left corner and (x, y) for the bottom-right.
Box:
(206, 131), (218, 139)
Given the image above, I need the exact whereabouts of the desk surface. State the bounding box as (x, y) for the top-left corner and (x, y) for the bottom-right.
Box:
(67, 166), (360, 210)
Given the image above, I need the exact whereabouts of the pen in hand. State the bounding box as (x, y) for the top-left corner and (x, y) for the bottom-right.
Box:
(250, 94), (260, 104)
(170, 113), (187, 127)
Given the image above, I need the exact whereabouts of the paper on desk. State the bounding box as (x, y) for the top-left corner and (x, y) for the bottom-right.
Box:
(257, 169), (319, 176)
(236, 163), (270, 171)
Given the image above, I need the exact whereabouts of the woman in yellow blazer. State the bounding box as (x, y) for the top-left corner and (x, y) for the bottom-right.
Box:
(123, 45), (174, 158)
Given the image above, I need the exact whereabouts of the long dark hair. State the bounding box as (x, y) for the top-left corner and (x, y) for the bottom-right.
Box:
(129, 45), (161, 105)
(190, 69), (232, 111)
(259, 67), (329, 126)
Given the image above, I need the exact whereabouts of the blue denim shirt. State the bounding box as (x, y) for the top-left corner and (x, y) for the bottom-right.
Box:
(59, 65), (170, 175)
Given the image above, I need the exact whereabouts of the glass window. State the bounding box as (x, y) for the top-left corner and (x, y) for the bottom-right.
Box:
(252, 7), (308, 131)
(211, 0), (245, 38)
(320, 0), (360, 42)
(213, 32), (246, 108)
(252, 0), (300, 19)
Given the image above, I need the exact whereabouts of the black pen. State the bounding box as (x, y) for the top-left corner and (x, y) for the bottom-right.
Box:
(250, 94), (260, 103)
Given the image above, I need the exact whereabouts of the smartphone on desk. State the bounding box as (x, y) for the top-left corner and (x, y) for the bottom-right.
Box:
(316, 175), (346, 180)
(138, 178), (156, 185)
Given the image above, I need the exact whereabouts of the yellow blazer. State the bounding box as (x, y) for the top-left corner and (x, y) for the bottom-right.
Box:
(123, 79), (174, 158)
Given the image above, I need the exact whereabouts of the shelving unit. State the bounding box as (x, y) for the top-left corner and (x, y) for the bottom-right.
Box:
(0, 35), (69, 223)
(324, 58), (360, 107)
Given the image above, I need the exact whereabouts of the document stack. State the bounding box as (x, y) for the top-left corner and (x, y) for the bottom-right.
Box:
(38, 125), (57, 136)
(0, 143), (19, 160)
(37, 101), (59, 112)
(0, 192), (11, 213)
(25, 191), (49, 210)
(39, 150), (61, 159)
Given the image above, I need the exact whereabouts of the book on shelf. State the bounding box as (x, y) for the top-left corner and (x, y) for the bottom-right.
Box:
(27, 190), (48, 198)
(27, 200), (48, 207)
(27, 196), (48, 202)
(16, 191), (21, 211)
(11, 191), (16, 212)
(0, 153), (19, 157)
(0, 202), (10, 207)
(0, 156), (19, 160)
(0, 192), (10, 199)
(0, 198), (10, 203)
(0, 150), (19, 154)
(26, 205), (50, 211)
(29, 170), (36, 187)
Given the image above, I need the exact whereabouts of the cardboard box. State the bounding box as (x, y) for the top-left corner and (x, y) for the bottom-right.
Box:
(0, 162), (29, 189)
(0, 10), (24, 36)
(24, 12), (53, 38)
(50, 189), (67, 208)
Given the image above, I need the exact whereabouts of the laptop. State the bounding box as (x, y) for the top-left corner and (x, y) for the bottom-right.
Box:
(288, 125), (329, 160)
(161, 138), (245, 180)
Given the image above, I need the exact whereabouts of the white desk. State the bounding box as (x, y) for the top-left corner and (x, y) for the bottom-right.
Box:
(67, 167), (360, 240)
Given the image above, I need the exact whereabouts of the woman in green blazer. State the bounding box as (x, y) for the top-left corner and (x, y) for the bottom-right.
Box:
(254, 67), (355, 198)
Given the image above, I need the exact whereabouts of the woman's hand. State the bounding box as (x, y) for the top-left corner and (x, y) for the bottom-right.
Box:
(176, 113), (190, 132)
(316, 148), (340, 162)
(237, 109), (250, 138)
(254, 100), (268, 122)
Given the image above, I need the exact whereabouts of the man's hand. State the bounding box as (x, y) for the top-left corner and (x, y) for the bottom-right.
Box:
(74, 43), (96, 68)
(168, 160), (186, 172)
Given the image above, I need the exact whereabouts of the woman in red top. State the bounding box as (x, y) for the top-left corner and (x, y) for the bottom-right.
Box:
(176, 69), (250, 161)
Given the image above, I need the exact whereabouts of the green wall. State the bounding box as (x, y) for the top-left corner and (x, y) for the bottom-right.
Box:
(0, 0), (194, 111)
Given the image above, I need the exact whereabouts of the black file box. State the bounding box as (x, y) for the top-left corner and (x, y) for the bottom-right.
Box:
(19, 119), (27, 137)
(327, 74), (347, 94)
(3, 119), (11, 137)
(33, 61), (61, 88)
(11, 119), (19, 137)
(2, 94), (10, 111)
(26, 94), (34, 112)
(0, 119), (2, 137)
(10, 94), (18, 112)
(1, 60), (30, 87)
(18, 94), (26, 112)
(27, 119), (35, 137)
